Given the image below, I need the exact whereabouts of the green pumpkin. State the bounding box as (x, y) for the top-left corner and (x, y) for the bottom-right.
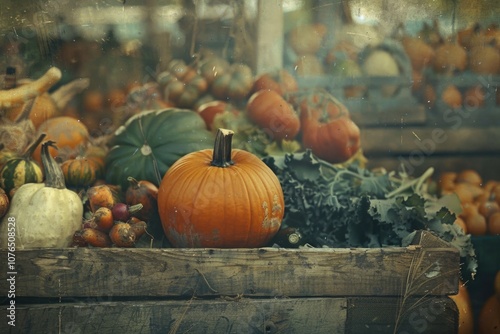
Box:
(0, 134), (46, 194)
(105, 108), (214, 189)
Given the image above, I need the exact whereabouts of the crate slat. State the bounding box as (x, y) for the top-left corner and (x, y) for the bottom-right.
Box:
(0, 232), (459, 299)
(361, 126), (500, 155)
(0, 296), (458, 334)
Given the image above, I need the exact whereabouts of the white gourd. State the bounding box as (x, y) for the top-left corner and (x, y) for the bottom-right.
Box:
(0, 141), (83, 249)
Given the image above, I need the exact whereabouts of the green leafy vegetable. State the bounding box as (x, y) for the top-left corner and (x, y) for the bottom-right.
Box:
(263, 150), (477, 279)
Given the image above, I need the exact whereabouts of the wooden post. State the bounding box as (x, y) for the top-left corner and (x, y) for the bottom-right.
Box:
(255, 0), (284, 75)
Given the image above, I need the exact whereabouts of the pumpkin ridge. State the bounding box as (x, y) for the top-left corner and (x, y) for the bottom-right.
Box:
(106, 108), (213, 189)
(230, 163), (254, 246)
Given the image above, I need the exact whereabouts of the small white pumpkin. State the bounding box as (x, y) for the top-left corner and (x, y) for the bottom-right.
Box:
(0, 141), (83, 249)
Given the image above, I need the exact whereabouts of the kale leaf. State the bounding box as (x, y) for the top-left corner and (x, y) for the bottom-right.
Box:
(263, 150), (478, 279)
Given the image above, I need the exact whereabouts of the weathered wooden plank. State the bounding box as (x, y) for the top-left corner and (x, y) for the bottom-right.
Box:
(3, 298), (346, 334)
(0, 296), (457, 334)
(0, 233), (459, 299)
(347, 296), (458, 334)
(365, 154), (500, 182)
(351, 105), (427, 127)
(361, 127), (500, 155)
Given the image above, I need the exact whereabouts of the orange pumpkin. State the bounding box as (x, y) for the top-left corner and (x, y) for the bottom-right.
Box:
(196, 100), (238, 131)
(478, 294), (500, 334)
(450, 281), (474, 334)
(251, 69), (298, 96)
(7, 93), (60, 129)
(246, 90), (300, 141)
(32, 116), (90, 164)
(158, 128), (284, 248)
(433, 42), (468, 74)
(1, 67), (62, 127)
(299, 93), (361, 163)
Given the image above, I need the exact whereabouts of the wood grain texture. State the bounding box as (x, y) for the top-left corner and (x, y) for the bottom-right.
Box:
(0, 296), (458, 334)
(361, 126), (500, 155)
(0, 232), (459, 299)
(351, 106), (427, 126)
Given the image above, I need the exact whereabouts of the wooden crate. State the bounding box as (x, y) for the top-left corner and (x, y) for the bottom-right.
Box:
(0, 231), (460, 333)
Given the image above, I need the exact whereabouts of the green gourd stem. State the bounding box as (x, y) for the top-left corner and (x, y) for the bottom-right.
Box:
(127, 176), (140, 189)
(22, 132), (46, 159)
(41, 140), (66, 189)
(211, 128), (234, 168)
(128, 203), (144, 215)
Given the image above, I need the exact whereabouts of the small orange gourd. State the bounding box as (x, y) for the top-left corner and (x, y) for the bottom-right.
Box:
(158, 128), (284, 248)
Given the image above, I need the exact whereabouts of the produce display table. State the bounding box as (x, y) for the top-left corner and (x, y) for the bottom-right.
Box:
(0, 231), (459, 333)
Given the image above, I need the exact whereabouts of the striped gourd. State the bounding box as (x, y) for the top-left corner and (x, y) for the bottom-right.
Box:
(0, 133), (45, 194)
(0, 147), (18, 171)
(60, 158), (100, 188)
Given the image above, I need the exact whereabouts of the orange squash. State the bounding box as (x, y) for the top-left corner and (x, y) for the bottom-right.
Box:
(478, 295), (500, 334)
(433, 42), (468, 74)
(32, 116), (89, 164)
(450, 281), (474, 334)
(251, 69), (298, 96)
(299, 92), (360, 163)
(246, 90), (300, 141)
(158, 128), (284, 248)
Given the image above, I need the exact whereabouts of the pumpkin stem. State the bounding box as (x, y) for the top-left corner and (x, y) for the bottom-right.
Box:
(41, 140), (66, 189)
(22, 132), (46, 159)
(211, 128), (234, 168)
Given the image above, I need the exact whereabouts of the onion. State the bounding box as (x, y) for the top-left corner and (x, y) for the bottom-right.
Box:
(112, 203), (144, 222)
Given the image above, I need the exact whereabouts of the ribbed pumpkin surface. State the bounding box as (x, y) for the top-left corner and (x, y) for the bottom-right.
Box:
(105, 108), (214, 189)
(158, 147), (284, 248)
(61, 158), (100, 188)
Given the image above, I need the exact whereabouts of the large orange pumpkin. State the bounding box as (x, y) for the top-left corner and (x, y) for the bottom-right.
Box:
(158, 128), (284, 248)
(32, 116), (90, 164)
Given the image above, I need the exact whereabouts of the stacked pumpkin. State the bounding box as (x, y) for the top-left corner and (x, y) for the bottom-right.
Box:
(0, 55), (364, 250)
(438, 169), (500, 236)
(477, 270), (500, 334)
(0, 67), (116, 249)
(399, 21), (500, 110)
